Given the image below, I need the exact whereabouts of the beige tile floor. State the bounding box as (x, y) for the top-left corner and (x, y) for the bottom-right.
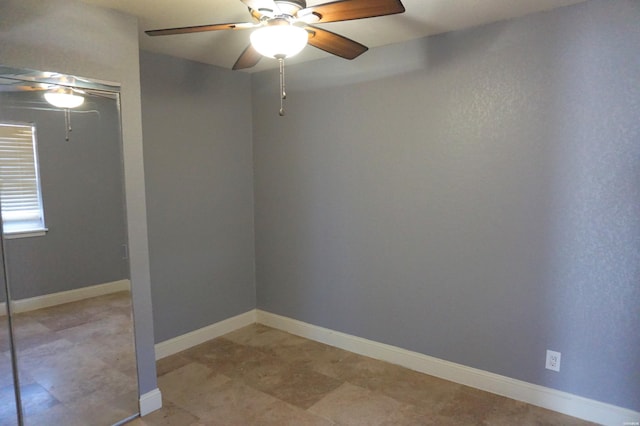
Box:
(0, 292), (139, 426)
(131, 324), (594, 425)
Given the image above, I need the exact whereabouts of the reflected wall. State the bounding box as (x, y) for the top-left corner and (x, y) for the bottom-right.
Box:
(0, 90), (129, 299)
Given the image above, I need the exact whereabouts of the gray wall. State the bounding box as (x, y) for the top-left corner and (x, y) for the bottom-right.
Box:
(0, 91), (128, 300)
(0, 0), (158, 395)
(139, 51), (256, 343)
(252, 0), (640, 411)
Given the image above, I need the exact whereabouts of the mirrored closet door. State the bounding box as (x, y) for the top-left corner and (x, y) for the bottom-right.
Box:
(0, 67), (139, 425)
(0, 275), (19, 425)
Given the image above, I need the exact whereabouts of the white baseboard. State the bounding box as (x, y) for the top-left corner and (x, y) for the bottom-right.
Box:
(154, 310), (257, 360)
(256, 310), (639, 426)
(139, 388), (163, 416)
(0, 279), (130, 316)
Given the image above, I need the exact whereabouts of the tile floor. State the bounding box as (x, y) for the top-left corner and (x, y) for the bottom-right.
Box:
(131, 324), (594, 425)
(0, 292), (139, 426)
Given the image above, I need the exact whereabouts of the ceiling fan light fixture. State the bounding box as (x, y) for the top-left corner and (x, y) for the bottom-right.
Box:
(44, 87), (84, 109)
(250, 24), (308, 59)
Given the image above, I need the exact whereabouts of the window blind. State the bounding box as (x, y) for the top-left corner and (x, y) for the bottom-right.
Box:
(0, 123), (46, 234)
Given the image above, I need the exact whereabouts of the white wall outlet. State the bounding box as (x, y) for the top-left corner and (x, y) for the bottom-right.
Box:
(546, 350), (561, 372)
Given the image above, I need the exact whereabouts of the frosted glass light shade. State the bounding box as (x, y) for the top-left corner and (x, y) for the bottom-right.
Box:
(250, 25), (308, 59)
(44, 89), (84, 108)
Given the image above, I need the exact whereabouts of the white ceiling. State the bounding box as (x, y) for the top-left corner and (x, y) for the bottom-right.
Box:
(80, 0), (588, 72)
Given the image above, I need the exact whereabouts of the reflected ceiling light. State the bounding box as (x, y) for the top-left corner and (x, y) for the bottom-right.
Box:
(44, 87), (84, 109)
(250, 22), (308, 59)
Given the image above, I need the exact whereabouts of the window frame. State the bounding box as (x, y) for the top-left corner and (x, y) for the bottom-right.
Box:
(0, 121), (48, 239)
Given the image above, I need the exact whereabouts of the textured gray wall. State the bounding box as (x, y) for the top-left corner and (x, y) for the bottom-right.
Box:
(252, 0), (640, 411)
(139, 51), (256, 343)
(0, 0), (158, 395)
(0, 91), (128, 300)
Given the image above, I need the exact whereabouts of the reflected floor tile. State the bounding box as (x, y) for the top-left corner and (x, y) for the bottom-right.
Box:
(4, 292), (138, 426)
(0, 352), (17, 389)
(0, 317), (8, 352)
(15, 337), (75, 365)
(20, 307), (96, 333)
(23, 401), (96, 426)
(17, 322), (137, 410)
(75, 335), (137, 376)
(51, 389), (139, 426)
(45, 365), (136, 407)
(0, 384), (19, 426)
(17, 292), (130, 334)
(19, 382), (60, 416)
(55, 313), (132, 343)
(79, 291), (132, 310)
(0, 412), (18, 426)
(2, 317), (56, 353)
(20, 343), (120, 402)
(17, 333), (137, 405)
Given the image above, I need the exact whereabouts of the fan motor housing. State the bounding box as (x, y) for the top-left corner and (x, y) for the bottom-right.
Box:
(276, 0), (306, 8)
(274, 0), (306, 16)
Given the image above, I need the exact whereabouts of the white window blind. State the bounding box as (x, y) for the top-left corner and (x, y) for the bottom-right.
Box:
(0, 123), (46, 236)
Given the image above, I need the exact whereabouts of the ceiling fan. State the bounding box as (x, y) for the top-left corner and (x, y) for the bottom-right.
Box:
(146, 0), (406, 69)
(146, 0), (406, 114)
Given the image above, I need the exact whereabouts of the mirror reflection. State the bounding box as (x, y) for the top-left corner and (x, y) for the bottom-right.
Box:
(0, 284), (19, 425)
(0, 71), (138, 425)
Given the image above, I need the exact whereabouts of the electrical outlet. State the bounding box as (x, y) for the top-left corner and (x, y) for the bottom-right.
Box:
(546, 350), (561, 372)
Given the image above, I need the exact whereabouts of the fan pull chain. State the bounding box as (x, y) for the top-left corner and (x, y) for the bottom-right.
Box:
(278, 56), (286, 116)
(64, 108), (72, 141)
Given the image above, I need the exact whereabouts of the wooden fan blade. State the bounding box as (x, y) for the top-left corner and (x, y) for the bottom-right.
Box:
(305, 25), (368, 60)
(233, 44), (263, 70)
(300, 0), (405, 24)
(146, 22), (255, 36)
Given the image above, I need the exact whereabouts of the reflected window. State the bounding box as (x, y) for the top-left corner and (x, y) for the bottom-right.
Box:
(0, 122), (47, 238)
